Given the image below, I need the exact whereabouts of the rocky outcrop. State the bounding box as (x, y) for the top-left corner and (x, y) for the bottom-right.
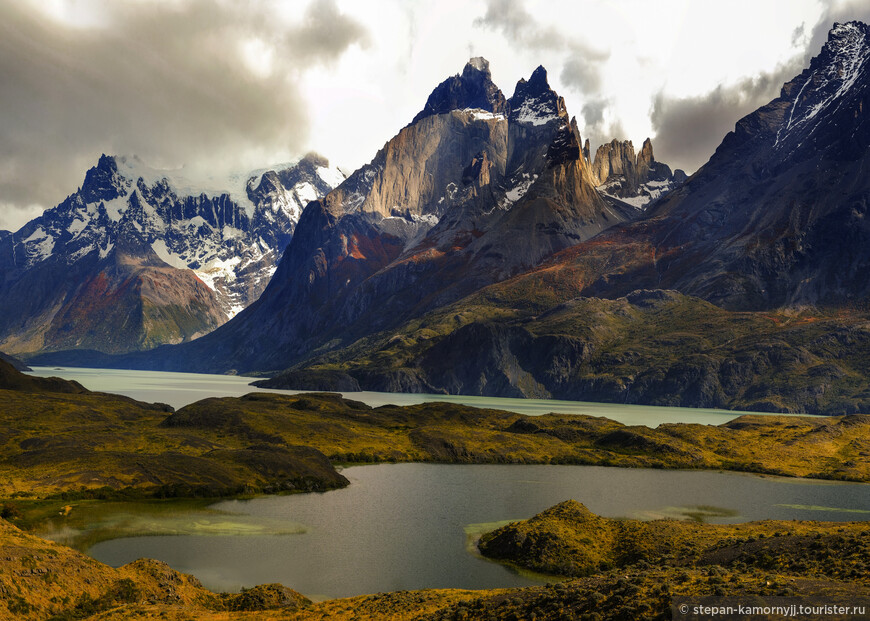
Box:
(0, 351), (30, 372)
(632, 20), (870, 309)
(591, 137), (686, 210)
(458, 21), (870, 313)
(0, 358), (88, 394)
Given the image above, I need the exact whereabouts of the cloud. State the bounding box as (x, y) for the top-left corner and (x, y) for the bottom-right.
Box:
(0, 0), (368, 232)
(577, 97), (625, 154)
(473, 0), (565, 51)
(559, 45), (609, 94)
(649, 59), (805, 174)
(474, 0), (608, 89)
(290, 0), (371, 64)
(475, 0), (610, 144)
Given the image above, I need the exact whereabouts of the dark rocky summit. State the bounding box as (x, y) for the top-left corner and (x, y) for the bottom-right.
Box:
(411, 56), (507, 123)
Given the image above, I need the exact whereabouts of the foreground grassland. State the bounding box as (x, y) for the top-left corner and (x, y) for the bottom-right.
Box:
(2, 504), (870, 620)
(0, 362), (347, 500)
(166, 392), (870, 481)
(3, 361), (870, 619)
(2, 362), (870, 504)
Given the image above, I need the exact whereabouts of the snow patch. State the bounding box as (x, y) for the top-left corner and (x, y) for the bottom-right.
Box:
(511, 100), (558, 126)
(497, 173), (538, 210)
(194, 255), (243, 292)
(67, 218), (87, 238)
(294, 181), (319, 206)
(26, 234), (55, 263)
(151, 240), (189, 270)
(184, 216), (208, 229)
(24, 227), (48, 243)
(596, 178), (676, 210)
(101, 196), (127, 222)
(317, 165), (345, 188)
(69, 243), (96, 261)
(463, 108), (506, 122)
(222, 225), (244, 240)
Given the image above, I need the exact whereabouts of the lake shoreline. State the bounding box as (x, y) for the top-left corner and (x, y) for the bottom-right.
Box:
(3, 465), (869, 618)
(28, 365), (791, 427)
(3, 360), (869, 618)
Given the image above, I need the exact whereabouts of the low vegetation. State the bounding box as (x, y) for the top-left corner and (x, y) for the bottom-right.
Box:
(3, 501), (869, 620)
(165, 391), (870, 481)
(0, 361), (347, 502)
(3, 360), (870, 618)
(276, 287), (870, 415)
(2, 355), (870, 512)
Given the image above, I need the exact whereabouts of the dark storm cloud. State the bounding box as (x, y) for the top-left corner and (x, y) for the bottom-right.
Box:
(649, 59), (805, 174)
(560, 45), (609, 94)
(0, 0), (368, 231)
(290, 0), (371, 63)
(579, 97), (625, 155)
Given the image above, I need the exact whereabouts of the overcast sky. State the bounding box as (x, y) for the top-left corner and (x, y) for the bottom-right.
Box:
(1, 0), (867, 231)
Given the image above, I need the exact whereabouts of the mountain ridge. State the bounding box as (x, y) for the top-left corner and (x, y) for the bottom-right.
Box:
(0, 153), (343, 355)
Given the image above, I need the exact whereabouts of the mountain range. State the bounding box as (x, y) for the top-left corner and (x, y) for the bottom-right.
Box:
(19, 22), (870, 415)
(0, 154), (343, 354)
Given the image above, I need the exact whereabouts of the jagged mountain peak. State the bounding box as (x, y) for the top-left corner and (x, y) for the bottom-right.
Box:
(638, 138), (654, 166)
(528, 65), (549, 87)
(760, 20), (870, 161)
(80, 154), (126, 204)
(826, 20), (870, 52)
(508, 65), (566, 127)
(463, 56), (492, 79)
(411, 57), (507, 124)
(0, 152), (343, 354)
(591, 137), (682, 210)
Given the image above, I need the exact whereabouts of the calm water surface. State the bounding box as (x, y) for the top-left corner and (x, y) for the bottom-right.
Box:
(57, 464), (870, 600)
(27, 366), (778, 427)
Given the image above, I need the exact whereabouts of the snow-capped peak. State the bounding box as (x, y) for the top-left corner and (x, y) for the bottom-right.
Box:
(775, 21), (870, 148)
(8, 153), (344, 318)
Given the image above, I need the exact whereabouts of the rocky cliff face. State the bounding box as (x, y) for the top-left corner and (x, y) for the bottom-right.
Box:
(591, 138), (686, 210)
(411, 56), (507, 124)
(0, 153), (342, 354)
(465, 21), (870, 312)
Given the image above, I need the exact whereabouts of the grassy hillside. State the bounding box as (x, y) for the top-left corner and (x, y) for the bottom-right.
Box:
(164, 392), (870, 481)
(2, 505), (869, 620)
(275, 287), (870, 415)
(0, 362), (347, 500)
(3, 383), (869, 508)
(479, 500), (870, 579)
